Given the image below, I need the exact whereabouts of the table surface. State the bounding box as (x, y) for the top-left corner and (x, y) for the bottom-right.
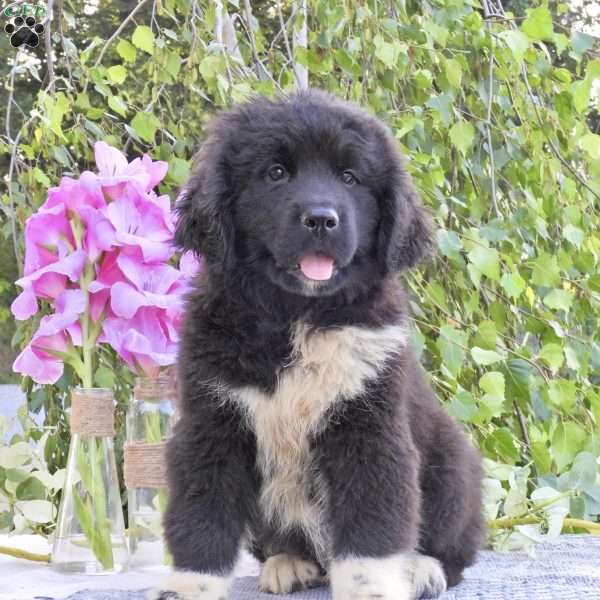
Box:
(0, 534), (259, 600)
(2, 535), (600, 600)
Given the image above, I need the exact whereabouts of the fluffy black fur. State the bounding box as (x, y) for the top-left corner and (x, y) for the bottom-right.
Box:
(163, 90), (484, 597)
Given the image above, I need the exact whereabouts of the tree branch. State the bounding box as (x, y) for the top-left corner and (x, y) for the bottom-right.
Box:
(292, 0), (308, 90)
(94, 0), (151, 68)
(44, 0), (55, 93)
(481, 0), (500, 218)
(242, 0), (261, 78)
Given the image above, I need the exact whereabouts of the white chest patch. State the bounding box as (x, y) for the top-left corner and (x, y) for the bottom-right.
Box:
(230, 323), (407, 560)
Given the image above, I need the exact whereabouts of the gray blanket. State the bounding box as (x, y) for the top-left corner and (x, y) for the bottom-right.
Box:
(53, 535), (600, 600)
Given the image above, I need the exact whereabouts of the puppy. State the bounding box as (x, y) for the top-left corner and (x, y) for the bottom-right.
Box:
(154, 90), (484, 600)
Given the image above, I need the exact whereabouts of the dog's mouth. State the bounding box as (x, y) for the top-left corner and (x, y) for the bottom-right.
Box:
(295, 253), (336, 281)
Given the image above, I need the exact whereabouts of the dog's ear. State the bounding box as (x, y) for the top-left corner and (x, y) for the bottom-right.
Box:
(174, 131), (235, 267)
(378, 145), (433, 273)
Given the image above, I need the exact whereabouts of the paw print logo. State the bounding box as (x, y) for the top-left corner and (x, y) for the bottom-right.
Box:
(4, 16), (44, 48)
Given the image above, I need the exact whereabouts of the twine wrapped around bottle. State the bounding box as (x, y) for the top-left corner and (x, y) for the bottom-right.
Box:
(70, 389), (115, 437)
(123, 441), (168, 489)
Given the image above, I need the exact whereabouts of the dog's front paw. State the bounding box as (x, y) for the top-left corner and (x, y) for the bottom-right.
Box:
(259, 553), (325, 594)
(330, 553), (412, 600)
(411, 554), (447, 599)
(148, 571), (231, 600)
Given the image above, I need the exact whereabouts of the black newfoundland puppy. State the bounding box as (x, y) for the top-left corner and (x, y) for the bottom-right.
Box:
(154, 90), (483, 600)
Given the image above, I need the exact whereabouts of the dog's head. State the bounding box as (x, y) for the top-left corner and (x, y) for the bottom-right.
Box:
(175, 91), (431, 297)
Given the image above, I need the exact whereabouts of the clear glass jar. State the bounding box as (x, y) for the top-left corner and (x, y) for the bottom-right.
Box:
(125, 376), (176, 569)
(52, 388), (129, 574)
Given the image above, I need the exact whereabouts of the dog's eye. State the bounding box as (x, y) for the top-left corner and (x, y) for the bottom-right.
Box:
(342, 170), (358, 186)
(267, 164), (287, 182)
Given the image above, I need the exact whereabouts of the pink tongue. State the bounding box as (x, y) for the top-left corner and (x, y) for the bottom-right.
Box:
(299, 254), (335, 281)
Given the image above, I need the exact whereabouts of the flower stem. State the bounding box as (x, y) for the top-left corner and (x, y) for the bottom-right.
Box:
(78, 262), (96, 388)
(489, 514), (600, 534)
(489, 515), (542, 529)
(0, 545), (50, 563)
(563, 518), (600, 534)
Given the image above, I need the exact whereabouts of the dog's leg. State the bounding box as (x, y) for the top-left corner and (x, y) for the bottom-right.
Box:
(149, 409), (258, 600)
(315, 402), (426, 600)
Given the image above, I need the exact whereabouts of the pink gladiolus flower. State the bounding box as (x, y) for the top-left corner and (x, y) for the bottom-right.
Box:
(13, 341), (65, 385)
(13, 290), (86, 384)
(22, 203), (75, 275)
(44, 175), (106, 214)
(110, 253), (183, 319)
(12, 141), (196, 383)
(94, 142), (168, 199)
(103, 307), (179, 377)
(12, 250), (86, 320)
(179, 252), (202, 280)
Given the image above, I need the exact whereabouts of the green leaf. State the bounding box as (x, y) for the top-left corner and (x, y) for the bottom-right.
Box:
(531, 253), (561, 287)
(539, 343), (564, 372)
(546, 379), (577, 412)
(0, 442), (31, 468)
(33, 167), (51, 187)
(472, 347), (503, 366)
(94, 365), (115, 388)
(168, 157), (190, 185)
(500, 272), (526, 299)
(374, 39), (396, 68)
(107, 65), (127, 84)
(108, 95), (128, 117)
(479, 371), (505, 419)
(448, 389), (478, 423)
(531, 442), (552, 474)
(468, 245), (500, 281)
(117, 39), (137, 63)
(132, 25), (154, 55)
(485, 428), (519, 464)
(444, 58), (462, 88)
(199, 55), (224, 82)
(580, 133), (600, 160)
(552, 422), (587, 471)
(131, 112), (160, 144)
(499, 30), (529, 62)
(165, 50), (182, 78)
(449, 121), (475, 156)
(16, 477), (46, 501)
(436, 229), (462, 259)
(521, 7), (554, 42)
(474, 320), (497, 350)
(571, 31), (595, 56)
(563, 224), (584, 248)
(19, 499), (54, 524)
(436, 325), (468, 377)
(423, 20), (448, 47)
(0, 511), (12, 531)
(568, 452), (598, 493)
(543, 289), (574, 313)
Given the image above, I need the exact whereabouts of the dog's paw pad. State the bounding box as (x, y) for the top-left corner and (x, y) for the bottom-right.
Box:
(259, 554), (324, 594)
(5, 15), (44, 48)
(411, 555), (447, 599)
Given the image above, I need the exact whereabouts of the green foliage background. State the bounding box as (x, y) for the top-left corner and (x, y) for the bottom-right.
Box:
(1, 0), (600, 548)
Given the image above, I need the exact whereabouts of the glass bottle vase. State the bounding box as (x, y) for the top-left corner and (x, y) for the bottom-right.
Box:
(125, 376), (176, 569)
(52, 387), (129, 574)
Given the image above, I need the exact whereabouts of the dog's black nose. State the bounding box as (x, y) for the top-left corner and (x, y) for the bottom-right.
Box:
(301, 207), (339, 233)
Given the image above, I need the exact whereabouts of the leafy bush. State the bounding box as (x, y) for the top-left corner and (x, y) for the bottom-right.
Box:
(1, 0), (599, 549)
